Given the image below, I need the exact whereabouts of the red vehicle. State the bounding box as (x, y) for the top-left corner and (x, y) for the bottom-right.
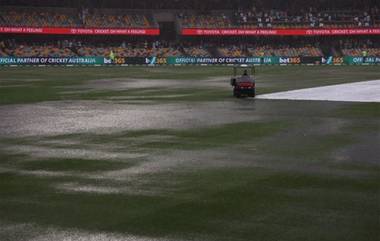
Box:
(230, 66), (256, 98)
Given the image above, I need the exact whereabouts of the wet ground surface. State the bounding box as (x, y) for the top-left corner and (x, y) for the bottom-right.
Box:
(0, 221), (181, 241)
(1, 69), (379, 241)
(83, 76), (228, 90)
(0, 100), (262, 137)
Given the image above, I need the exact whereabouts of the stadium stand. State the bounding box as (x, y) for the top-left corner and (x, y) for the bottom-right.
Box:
(83, 9), (157, 28)
(2, 6), (378, 29)
(0, 39), (183, 57)
(1, 37), (379, 57)
(218, 45), (245, 57)
(183, 46), (210, 57)
(341, 48), (380, 56)
(178, 12), (232, 28)
(0, 7), (380, 28)
(178, 8), (380, 29)
(11, 45), (75, 57)
(2, 29), (379, 58)
(3, 38), (369, 57)
(0, 7), (157, 28)
(234, 8), (379, 28)
(0, 7), (81, 27)
(247, 45), (323, 57)
(340, 39), (380, 56)
(0, 2), (378, 58)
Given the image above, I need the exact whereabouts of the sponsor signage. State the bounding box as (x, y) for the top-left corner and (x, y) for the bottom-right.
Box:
(0, 27), (160, 35)
(279, 57), (301, 64)
(105, 57), (167, 65)
(344, 56), (380, 64)
(145, 57), (168, 65)
(1, 56), (379, 66)
(0, 57), (104, 65)
(167, 57), (278, 65)
(182, 28), (380, 36)
(124, 57), (146, 65)
(2, 26), (378, 36)
(322, 57), (345, 65)
(301, 56), (323, 64)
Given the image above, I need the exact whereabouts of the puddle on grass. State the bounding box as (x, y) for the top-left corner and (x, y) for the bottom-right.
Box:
(83, 77), (229, 90)
(0, 100), (261, 137)
(56, 182), (122, 194)
(2, 144), (145, 160)
(0, 222), (183, 241)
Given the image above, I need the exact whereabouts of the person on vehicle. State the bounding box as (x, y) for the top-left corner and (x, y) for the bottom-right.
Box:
(239, 69), (254, 83)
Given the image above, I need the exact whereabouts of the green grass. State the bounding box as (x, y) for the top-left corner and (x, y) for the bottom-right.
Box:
(0, 66), (379, 241)
(76, 88), (230, 102)
(1, 65), (380, 104)
(335, 102), (380, 118)
(17, 158), (133, 172)
(0, 168), (378, 241)
(0, 120), (286, 151)
(261, 133), (356, 160)
(138, 121), (289, 150)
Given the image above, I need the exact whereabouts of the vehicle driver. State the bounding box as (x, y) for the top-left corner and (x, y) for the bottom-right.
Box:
(239, 69), (254, 83)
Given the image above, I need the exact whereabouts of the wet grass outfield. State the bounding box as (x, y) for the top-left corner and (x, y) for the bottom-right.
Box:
(0, 66), (379, 241)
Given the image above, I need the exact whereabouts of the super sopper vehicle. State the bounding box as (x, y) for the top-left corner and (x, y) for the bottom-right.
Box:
(230, 66), (256, 98)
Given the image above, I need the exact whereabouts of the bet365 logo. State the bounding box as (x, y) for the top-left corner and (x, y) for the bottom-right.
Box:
(323, 57), (343, 65)
(113, 57), (125, 64)
(145, 57), (156, 65)
(103, 58), (112, 64)
(145, 57), (167, 65)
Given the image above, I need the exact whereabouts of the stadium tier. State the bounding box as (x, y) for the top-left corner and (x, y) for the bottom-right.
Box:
(183, 45), (210, 57)
(0, 2), (379, 60)
(1, 6), (379, 29)
(342, 48), (380, 56)
(0, 7), (157, 29)
(82, 9), (157, 28)
(178, 8), (380, 29)
(0, 6), (379, 33)
(1, 38), (380, 58)
(0, 7), (81, 27)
